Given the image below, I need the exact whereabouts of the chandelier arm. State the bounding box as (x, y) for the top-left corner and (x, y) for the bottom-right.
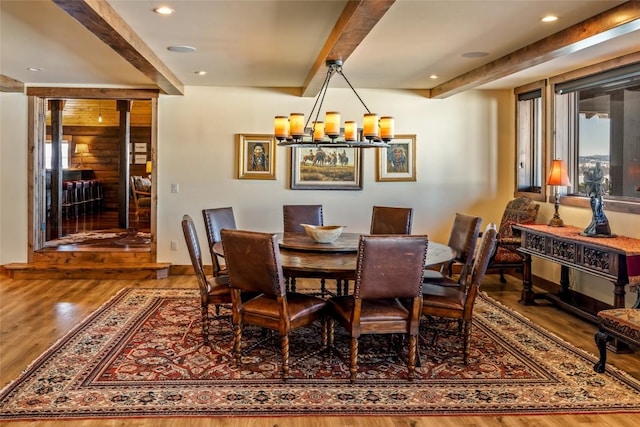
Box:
(336, 69), (372, 114)
(304, 68), (335, 131)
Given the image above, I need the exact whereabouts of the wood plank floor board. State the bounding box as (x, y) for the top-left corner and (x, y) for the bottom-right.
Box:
(0, 273), (638, 427)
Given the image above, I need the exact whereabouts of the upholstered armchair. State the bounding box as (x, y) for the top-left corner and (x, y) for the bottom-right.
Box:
(130, 175), (151, 220)
(487, 197), (539, 283)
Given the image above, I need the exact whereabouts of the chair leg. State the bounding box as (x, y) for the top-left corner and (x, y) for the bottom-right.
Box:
(281, 334), (290, 379)
(349, 337), (359, 383)
(463, 320), (471, 364)
(201, 304), (209, 344)
(499, 269), (507, 283)
(233, 323), (243, 366)
(408, 334), (417, 380)
(594, 330), (609, 373)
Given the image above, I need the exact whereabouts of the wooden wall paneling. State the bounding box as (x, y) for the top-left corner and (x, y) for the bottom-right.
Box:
(48, 126), (151, 210)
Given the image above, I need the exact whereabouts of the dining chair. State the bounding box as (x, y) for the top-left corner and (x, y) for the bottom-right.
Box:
(220, 229), (329, 380)
(283, 204), (323, 233)
(181, 214), (232, 346)
(422, 213), (482, 290)
(420, 223), (498, 364)
(282, 204), (333, 295)
(202, 207), (237, 277)
(370, 206), (413, 235)
(487, 197), (539, 283)
(328, 234), (429, 383)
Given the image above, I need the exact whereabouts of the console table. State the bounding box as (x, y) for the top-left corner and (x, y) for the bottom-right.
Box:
(513, 224), (640, 316)
(513, 224), (640, 352)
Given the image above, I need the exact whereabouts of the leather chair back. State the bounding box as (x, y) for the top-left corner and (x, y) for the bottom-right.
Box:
(464, 224), (498, 317)
(283, 204), (323, 232)
(447, 213), (482, 281)
(181, 214), (211, 302)
(355, 234), (428, 300)
(220, 229), (285, 297)
(203, 207), (237, 243)
(370, 206), (413, 234)
(202, 207), (237, 276)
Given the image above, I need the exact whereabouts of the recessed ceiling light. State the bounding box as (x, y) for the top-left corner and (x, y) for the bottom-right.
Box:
(167, 45), (197, 53)
(195, 70), (207, 76)
(541, 15), (558, 22)
(154, 6), (174, 15)
(27, 67), (43, 72)
(461, 51), (489, 59)
(429, 74), (439, 80)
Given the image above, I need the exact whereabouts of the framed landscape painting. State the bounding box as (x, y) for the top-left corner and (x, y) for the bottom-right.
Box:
(290, 146), (362, 190)
(236, 134), (276, 180)
(376, 134), (416, 182)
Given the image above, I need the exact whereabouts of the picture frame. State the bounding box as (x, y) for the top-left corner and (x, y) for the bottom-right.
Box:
(290, 146), (362, 190)
(236, 134), (276, 180)
(376, 134), (416, 182)
(133, 154), (147, 165)
(134, 143), (147, 153)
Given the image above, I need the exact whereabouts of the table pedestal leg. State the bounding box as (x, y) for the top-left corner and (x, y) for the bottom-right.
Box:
(608, 280), (632, 353)
(518, 253), (536, 305)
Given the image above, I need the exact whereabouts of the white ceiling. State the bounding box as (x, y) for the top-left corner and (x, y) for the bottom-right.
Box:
(1, 0), (639, 95)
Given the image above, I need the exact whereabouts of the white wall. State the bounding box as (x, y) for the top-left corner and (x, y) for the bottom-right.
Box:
(156, 86), (514, 264)
(0, 92), (28, 264)
(2, 86), (637, 306)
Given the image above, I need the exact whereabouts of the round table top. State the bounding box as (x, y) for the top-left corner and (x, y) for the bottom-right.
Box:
(278, 232), (360, 253)
(213, 236), (456, 280)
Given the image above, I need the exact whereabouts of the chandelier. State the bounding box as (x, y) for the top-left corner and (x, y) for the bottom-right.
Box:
(274, 59), (393, 148)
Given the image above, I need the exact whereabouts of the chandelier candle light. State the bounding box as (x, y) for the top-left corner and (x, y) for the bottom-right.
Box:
(274, 59), (393, 147)
(547, 159), (571, 227)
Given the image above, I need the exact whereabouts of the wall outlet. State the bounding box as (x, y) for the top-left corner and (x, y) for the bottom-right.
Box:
(170, 240), (178, 251)
(171, 183), (179, 193)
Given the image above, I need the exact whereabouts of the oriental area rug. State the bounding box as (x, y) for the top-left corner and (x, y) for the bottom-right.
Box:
(1, 288), (640, 420)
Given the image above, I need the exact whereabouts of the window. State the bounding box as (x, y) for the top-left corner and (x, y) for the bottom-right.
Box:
(553, 61), (640, 210)
(45, 140), (70, 169)
(514, 81), (545, 201)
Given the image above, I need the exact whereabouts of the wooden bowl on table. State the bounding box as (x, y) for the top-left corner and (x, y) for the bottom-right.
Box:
(301, 224), (345, 243)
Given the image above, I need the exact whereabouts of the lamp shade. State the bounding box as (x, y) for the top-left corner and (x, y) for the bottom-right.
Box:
(74, 143), (89, 154)
(344, 121), (357, 141)
(363, 113), (379, 139)
(325, 111), (340, 137)
(547, 159), (571, 186)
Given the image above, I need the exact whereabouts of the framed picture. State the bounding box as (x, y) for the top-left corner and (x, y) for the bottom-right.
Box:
(290, 146), (362, 190)
(376, 134), (416, 182)
(134, 143), (147, 153)
(236, 134), (276, 180)
(133, 154), (147, 164)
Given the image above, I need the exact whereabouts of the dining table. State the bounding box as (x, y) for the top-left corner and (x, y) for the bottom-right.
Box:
(214, 232), (457, 295)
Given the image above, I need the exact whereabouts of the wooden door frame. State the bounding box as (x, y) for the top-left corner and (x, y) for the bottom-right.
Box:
(26, 87), (158, 262)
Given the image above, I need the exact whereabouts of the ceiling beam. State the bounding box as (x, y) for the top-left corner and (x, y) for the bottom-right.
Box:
(51, 0), (184, 96)
(26, 87), (158, 100)
(430, 1), (640, 99)
(0, 74), (24, 93)
(301, 0), (395, 97)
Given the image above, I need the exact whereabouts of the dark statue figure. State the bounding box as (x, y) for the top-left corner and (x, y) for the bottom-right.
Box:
(581, 161), (614, 237)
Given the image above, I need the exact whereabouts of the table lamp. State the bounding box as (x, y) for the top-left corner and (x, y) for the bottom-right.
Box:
(547, 159), (571, 227)
(74, 143), (89, 168)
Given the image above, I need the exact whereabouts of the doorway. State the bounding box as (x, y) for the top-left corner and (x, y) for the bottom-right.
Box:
(28, 91), (157, 259)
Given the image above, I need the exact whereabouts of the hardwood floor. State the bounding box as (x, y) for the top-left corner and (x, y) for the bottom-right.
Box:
(47, 209), (150, 242)
(0, 273), (638, 427)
